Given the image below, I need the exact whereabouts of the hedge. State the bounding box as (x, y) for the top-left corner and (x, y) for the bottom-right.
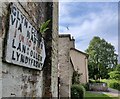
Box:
(109, 82), (120, 91)
(71, 84), (85, 99)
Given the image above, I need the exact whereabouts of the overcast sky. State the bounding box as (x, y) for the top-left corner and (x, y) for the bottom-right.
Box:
(59, 1), (118, 54)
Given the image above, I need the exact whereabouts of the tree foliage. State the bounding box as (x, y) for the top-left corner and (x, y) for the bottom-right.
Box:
(115, 64), (120, 71)
(86, 36), (117, 80)
(109, 64), (120, 80)
(108, 71), (120, 80)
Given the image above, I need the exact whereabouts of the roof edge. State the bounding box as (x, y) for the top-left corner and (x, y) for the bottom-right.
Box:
(70, 48), (89, 58)
(59, 34), (75, 41)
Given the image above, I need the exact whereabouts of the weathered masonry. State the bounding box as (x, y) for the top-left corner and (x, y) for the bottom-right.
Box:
(0, 1), (58, 98)
(70, 48), (89, 84)
(58, 34), (75, 97)
(58, 34), (89, 97)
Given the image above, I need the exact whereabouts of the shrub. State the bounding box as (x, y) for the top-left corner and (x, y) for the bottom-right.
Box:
(100, 79), (120, 91)
(82, 83), (89, 91)
(72, 71), (82, 84)
(109, 82), (120, 91)
(89, 79), (94, 83)
(95, 80), (104, 83)
(108, 71), (120, 80)
(71, 84), (85, 99)
(89, 79), (104, 83)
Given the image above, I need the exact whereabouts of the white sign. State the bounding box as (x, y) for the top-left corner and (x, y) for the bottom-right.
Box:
(5, 3), (46, 70)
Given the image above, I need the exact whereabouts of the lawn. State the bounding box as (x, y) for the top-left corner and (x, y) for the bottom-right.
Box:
(85, 91), (118, 99)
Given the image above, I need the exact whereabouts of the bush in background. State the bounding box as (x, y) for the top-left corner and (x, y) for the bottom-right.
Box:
(72, 71), (82, 84)
(108, 71), (120, 80)
(109, 82), (120, 91)
(100, 79), (120, 91)
(71, 84), (85, 99)
(89, 79), (104, 83)
(82, 83), (89, 91)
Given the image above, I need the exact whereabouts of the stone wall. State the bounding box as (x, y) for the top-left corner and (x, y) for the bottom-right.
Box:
(42, 2), (58, 97)
(0, 1), (2, 97)
(0, 1), (58, 98)
(58, 34), (74, 97)
(89, 83), (108, 91)
(51, 2), (59, 97)
(70, 48), (89, 84)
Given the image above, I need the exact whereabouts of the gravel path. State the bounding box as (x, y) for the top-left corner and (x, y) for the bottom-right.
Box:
(102, 88), (120, 97)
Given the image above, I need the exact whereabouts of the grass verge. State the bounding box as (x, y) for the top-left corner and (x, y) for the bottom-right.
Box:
(85, 91), (119, 99)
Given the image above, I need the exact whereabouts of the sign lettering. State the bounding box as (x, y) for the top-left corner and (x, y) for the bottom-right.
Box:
(5, 4), (46, 70)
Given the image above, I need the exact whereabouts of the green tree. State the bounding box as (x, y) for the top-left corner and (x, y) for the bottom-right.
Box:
(109, 64), (120, 80)
(108, 71), (120, 80)
(115, 64), (120, 71)
(86, 36), (117, 80)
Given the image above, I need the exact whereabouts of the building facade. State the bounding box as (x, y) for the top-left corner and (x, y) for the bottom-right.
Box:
(0, 1), (58, 98)
(58, 34), (89, 97)
(70, 48), (89, 84)
(58, 34), (75, 97)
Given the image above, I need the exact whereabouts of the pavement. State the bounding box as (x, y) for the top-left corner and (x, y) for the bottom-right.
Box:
(102, 88), (120, 97)
(88, 88), (120, 97)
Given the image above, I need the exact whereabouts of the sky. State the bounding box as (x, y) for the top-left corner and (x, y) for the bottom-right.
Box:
(59, 1), (118, 54)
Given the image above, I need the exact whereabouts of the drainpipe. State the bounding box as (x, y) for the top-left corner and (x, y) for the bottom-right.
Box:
(85, 57), (88, 83)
